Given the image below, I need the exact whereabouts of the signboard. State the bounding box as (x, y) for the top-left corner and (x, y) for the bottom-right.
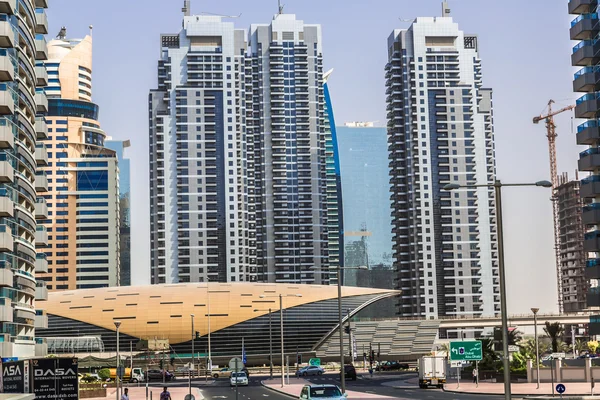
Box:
(117, 366), (125, 378)
(450, 361), (467, 368)
(551, 353), (566, 359)
(450, 341), (483, 361)
(309, 358), (321, 367)
(508, 345), (520, 353)
(2, 360), (28, 393)
(31, 358), (78, 400)
(228, 358), (243, 372)
(556, 383), (566, 394)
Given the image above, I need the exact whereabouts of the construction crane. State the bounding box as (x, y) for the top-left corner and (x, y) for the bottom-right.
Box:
(532, 99), (575, 314)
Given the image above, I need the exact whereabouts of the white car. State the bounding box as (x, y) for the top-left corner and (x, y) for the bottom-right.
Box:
(299, 385), (347, 400)
(230, 372), (248, 386)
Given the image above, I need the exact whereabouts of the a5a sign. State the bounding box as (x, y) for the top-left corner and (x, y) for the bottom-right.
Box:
(31, 358), (78, 400)
(2, 360), (29, 393)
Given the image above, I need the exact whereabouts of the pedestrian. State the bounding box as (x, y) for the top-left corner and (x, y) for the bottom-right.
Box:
(121, 388), (129, 400)
(368, 367), (373, 378)
(160, 386), (171, 400)
(472, 368), (478, 384)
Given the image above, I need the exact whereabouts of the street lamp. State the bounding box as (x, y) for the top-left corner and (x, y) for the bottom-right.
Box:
(312, 265), (368, 394)
(254, 308), (274, 379)
(260, 293), (302, 388)
(189, 314), (195, 396)
(207, 285), (212, 375)
(444, 179), (551, 400)
(114, 321), (121, 400)
(531, 307), (540, 389)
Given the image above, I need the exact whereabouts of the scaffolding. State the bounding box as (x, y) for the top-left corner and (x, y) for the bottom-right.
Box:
(47, 336), (105, 354)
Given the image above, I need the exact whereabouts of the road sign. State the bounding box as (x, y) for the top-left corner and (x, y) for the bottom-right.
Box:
(508, 345), (519, 353)
(551, 353), (566, 359)
(309, 358), (321, 366)
(450, 341), (483, 361)
(450, 361), (467, 368)
(556, 383), (566, 394)
(228, 358), (243, 372)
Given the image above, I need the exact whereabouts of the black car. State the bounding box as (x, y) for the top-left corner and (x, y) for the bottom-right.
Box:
(343, 365), (357, 381)
(146, 369), (175, 382)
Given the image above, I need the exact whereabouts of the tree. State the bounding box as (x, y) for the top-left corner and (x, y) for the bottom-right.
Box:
(478, 338), (501, 371)
(98, 368), (111, 381)
(588, 340), (599, 354)
(543, 322), (564, 353)
(493, 327), (523, 345)
(574, 339), (587, 357)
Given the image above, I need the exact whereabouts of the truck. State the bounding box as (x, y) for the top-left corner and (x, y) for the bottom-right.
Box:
(108, 367), (145, 383)
(418, 356), (446, 388)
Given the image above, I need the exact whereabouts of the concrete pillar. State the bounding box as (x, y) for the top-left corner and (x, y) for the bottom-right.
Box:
(586, 357), (592, 383)
(526, 358), (533, 383)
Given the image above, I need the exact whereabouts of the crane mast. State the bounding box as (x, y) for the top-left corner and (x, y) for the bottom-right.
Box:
(532, 100), (575, 313)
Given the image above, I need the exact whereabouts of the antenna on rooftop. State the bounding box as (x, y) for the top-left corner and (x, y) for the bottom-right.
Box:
(442, 1), (451, 17)
(278, 0), (284, 14)
(56, 26), (67, 39)
(89, 25), (93, 37)
(182, 0), (191, 17)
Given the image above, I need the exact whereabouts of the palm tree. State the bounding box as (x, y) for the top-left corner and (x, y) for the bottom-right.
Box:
(543, 322), (564, 353)
(493, 327), (523, 345)
(574, 339), (587, 357)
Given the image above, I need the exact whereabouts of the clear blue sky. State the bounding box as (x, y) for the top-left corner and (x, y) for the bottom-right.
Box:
(46, 0), (579, 314)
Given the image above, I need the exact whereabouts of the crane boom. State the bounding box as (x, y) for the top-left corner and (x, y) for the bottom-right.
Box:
(532, 99), (575, 314)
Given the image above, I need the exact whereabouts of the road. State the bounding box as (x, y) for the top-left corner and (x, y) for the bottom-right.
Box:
(143, 372), (507, 399)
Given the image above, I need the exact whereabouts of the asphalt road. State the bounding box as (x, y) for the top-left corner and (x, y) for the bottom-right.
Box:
(142, 372), (511, 399)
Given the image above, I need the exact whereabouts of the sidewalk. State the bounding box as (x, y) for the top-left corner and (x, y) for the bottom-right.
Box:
(444, 381), (596, 396)
(85, 386), (205, 400)
(261, 378), (397, 399)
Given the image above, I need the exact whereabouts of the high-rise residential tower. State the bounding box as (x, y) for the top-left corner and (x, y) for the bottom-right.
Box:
(149, 6), (335, 285)
(386, 13), (499, 322)
(36, 30), (121, 291)
(0, 0), (51, 357)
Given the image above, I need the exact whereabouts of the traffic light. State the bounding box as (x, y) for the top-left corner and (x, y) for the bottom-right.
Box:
(344, 326), (350, 334)
(297, 354), (302, 365)
(195, 331), (200, 340)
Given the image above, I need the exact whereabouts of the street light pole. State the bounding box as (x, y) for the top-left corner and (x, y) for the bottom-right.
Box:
(269, 309), (273, 379)
(114, 321), (121, 400)
(207, 285), (212, 374)
(279, 294), (285, 388)
(337, 269), (346, 394)
(531, 307), (540, 389)
(190, 314), (195, 396)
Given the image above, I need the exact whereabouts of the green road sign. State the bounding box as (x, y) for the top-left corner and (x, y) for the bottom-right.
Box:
(309, 358), (321, 366)
(450, 340), (483, 361)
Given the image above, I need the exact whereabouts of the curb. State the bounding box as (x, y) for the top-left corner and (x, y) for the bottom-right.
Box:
(260, 380), (298, 399)
(441, 386), (592, 397)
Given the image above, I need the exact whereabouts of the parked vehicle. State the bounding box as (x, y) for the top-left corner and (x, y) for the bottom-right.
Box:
(299, 384), (347, 400)
(418, 356), (446, 388)
(145, 369), (175, 382)
(376, 361), (409, 371)
(296, 366), (325, 377)
(108, 367), (145, 383)
(212, 368), (232, 379)
(230, 372), (249, 386)
(342, 365), (356, 381)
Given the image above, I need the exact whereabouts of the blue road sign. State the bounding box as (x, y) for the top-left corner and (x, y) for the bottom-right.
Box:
(556, 384), (566, 394)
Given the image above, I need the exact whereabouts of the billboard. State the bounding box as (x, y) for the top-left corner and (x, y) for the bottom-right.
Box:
(2, 360), (29, 393)
(30, 358), (78, 400)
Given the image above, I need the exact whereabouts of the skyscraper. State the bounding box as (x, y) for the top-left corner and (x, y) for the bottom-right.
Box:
(106, 139), (131, 286)
(149, 6), (334, 285)
(386, 12), (499, 321)
(36, 30), (121, 290)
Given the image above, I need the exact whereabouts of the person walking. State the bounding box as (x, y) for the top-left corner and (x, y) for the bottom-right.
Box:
(472, 368), (478, 384)
(121, 388), (129, 400)
(160, 387), (171, 400)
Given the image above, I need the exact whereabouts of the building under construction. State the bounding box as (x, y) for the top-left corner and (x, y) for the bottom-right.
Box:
(556, 172), (588, 312)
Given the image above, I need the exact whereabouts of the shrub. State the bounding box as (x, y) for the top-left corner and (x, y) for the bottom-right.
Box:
(98, 369), (111, 381)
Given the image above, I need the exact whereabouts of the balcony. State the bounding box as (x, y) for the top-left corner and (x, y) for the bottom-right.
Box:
(0, 159), (13, 183)
(35, 117), (47, 139)
(34, 172), (48, 192)
(35, 337), (47, 357)
(576, 93), (600, 118)
(35, 0), (47, 7)
(34, 9), (47, 34)
(0, 298), (10, 322)
(0, 262), (12, 288)
(34, 90), (47, 113)
(35, 310), (47, 328)
(0, 20), (14, 48)
(583, 203), (600, 225)
(577, 120), (600, 145)
(578, 147), (600, 170)
(586, 258), (600, 279)
(0, 0), (15, 14)
(35, 65), (47, 86)
(0, 225), (12, 251)
(35, 34), (47, 60)
(0, 120), (13, 149)
(570, 0), (598, 14)
(35, 253), (47, 273)
(14, 302), (34, 319)
(588, 286), (600, 307)
(0, 85), (15, 115)
(574, 67), (600, 92)
(35, 225), (47, 247)
(582, 176), (600, 198)
(571, 14), (599, 40)
(0, 51), (13, 83)
(572, 40), (600, 66)
(0, 194), (13, 218)
(34, 144), (47, 165)
(35, 281), (47, 301)
(584, 230), (600, 252)
(35, 197), (47, 219)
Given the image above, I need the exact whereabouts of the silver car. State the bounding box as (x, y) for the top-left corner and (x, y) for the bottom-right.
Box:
(296, 366), (325, 377)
